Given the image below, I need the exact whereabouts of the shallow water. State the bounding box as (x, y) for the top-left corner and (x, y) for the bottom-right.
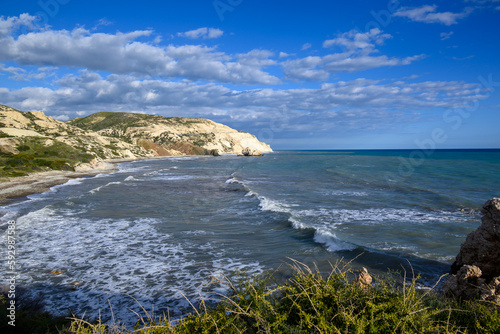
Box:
(1, 150), (499, 325)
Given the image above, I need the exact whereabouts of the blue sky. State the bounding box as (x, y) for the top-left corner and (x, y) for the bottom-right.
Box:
(1, 0), (499, 149)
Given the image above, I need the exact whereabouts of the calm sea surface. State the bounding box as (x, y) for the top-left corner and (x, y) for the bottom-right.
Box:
(1, 150), (499, 324)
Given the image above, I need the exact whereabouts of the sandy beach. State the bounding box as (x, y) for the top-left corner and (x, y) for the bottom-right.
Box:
(0, 162), (117, 206)
(0, 155), (198, 206)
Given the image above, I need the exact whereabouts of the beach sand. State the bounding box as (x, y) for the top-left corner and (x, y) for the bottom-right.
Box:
(0, 162), (117, 205)
(0, 155), (194, 205)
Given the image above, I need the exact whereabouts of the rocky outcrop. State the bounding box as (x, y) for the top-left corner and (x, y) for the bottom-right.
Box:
(0, 105), (271, 174)
(238, 147), (264, 156)
(443, 198), (500, 302)
(67, 111), (272, 156)
(357, 267), (373, 288)
(0, 105), (152, 162)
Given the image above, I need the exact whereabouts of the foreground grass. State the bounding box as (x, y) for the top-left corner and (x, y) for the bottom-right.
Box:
(4, 260), (500, 333)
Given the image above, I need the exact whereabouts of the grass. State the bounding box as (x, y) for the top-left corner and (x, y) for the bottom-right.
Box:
(13, 260), (500, 333)
(68, 112), (205, 133)
(0, 137), (94, 178)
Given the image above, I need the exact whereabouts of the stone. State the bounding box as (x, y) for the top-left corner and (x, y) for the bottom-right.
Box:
(357, 267), (372, 287)
(444, 198), (500, 302)
(238, 147), (264, 157)
(451, 198), (500, 281)
(443, 265), (485, 300)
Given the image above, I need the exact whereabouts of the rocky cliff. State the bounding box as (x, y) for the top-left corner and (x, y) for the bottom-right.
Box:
(67, 111), (272, 156)
(443, 198), (500, 303)
(0, 105), (272, 177)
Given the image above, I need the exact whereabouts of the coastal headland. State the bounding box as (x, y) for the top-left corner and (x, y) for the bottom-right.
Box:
(0, 104), (272, 204)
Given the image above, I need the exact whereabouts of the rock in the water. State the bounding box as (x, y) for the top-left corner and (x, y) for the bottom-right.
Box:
(238, 147), (264, 157)
(444, 198), (500, 302)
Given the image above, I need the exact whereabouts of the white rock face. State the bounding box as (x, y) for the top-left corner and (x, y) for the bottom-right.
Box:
(0, 105), (272, 163)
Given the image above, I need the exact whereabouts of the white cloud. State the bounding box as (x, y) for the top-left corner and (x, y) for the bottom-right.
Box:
(177, 27), (224, 39)
(323, 28), (391, 50)
(0, 63), (57, 81)
(301, 43), (312, 50)
(0, 71), (486, 129)
(284, 29), (424, 81)
(54, 114), (70, 121)
(440, 31), (454, 40)
(282, 56), (329, 81)
(0, 17), (277, 85)
(0, 63), (25, 76)
(92, 18), (113, 31)
(394, 5), (473, 25)
(452, 55), (475, 60)
(0, 13), (38, 37)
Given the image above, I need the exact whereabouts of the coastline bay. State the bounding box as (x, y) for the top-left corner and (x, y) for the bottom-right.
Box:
(1, 149), (499, 325)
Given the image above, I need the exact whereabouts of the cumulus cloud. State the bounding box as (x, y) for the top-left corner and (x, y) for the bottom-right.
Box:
(0, 14), (489, 140)
(0, 16), (276, 85)
(0, 13), (38, 37)
(177, 27), (224, 39)
(323, 28), (391, 50)
(0, 63), (25, 76)
(279, 52), (292, 58)
(0, 71), (485, 126)
(284, 29), (424, 81)
(301, 43), (312, 50)
(393, 5), (473, 25)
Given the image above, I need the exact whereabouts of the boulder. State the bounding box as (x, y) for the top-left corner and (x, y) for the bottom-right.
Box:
(357, 267), (372, 288)
(444, 198), (500, 302)
(443, 265), (485, 300)
(238, 147), (264, 157)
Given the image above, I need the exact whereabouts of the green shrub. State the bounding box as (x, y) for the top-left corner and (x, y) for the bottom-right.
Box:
(63, 261), (500, 333)
(5, 157), (28, 167)
(17, 145), (31, 151)
(43, 150), (60, 157)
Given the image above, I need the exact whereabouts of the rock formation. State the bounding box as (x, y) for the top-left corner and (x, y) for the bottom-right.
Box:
(67, 111), (272, 156)
(0, 105), (272, 176)
(238, 147), (264, 156)
(357, 267), (373, 288)
(443, 198), (500, 302)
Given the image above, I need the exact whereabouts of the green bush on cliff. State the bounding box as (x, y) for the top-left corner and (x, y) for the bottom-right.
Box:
(62, 261), (500, 334)
(0, 137), (94, 177)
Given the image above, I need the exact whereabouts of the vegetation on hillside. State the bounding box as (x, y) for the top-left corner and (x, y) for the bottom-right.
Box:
(3, 261), (500, 333)
(68, 112), (206, 133)
(0, 137), (94, 178)
(68, 112), (222, 156)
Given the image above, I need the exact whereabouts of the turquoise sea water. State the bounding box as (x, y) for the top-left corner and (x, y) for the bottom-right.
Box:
(1, 149), (499, 324)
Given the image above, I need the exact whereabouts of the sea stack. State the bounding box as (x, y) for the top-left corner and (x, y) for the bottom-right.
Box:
(443, 198), (500, 303)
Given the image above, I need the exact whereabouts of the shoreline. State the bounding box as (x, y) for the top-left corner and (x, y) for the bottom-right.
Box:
(0, 156), (161, 206)
(0, 154), (232, 206)
(0, 164), (116, 206)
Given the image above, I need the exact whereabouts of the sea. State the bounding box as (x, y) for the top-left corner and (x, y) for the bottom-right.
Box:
(1, 149), (499, 325)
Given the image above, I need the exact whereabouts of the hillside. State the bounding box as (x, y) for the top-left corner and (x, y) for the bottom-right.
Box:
(0, 105), (272, 178)
(68, 111), (272, 156)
